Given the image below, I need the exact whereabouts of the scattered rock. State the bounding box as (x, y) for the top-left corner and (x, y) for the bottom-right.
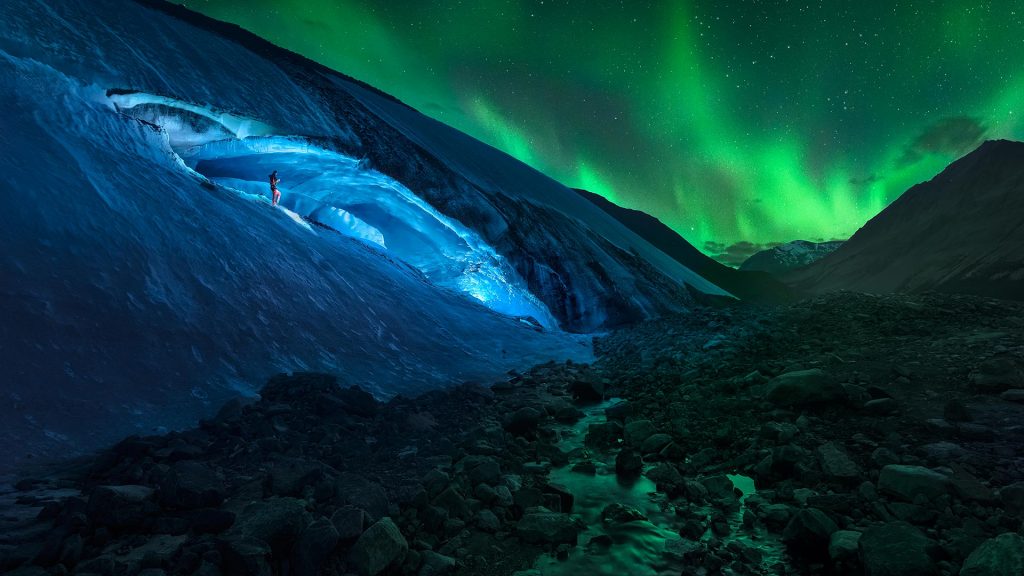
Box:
(765, 369), (845, 406)
(782, 508), (838, 557)
(816, 442), (860, 480)
(829, 530), (861, 561)
(858, 522), (934, 576)
(349, 517), (408, 576)
(878, 465), (951, 502)
(960, 532), (1024, 576)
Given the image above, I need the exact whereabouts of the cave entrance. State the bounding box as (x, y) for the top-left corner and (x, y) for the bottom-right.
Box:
(111, 93), (556, 328)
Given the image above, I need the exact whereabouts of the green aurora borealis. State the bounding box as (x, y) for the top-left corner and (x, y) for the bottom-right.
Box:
(185, 0), (1024, 264)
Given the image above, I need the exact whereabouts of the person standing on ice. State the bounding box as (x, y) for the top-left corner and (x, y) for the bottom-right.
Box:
(269, 170), (281, 206)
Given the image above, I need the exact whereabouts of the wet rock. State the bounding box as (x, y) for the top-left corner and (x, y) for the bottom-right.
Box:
(516, 509), (580, 544)
(571, 461), (596, 475)
(878, 465), (951, 502)
(601, 503), (647, 524)
(782, 508), (838, 558)
(646, 463), (684, 495)
(760, 504), (792, 531)
(623, 420), (656, 446)
(765, 369), (845, 406)
(291, 518), (339, 575)
(640, 433), (673, 455)
(960, 532), (1024, 576)
(858, 521), (935, 576)
(349, 517), (408, 576)
(829, 530), (861, 561)
(542, 482), (574, 513)
(615, 450), (643, 477)
(700, 475), (737, 500)
(604, 401), (631, 421)
(585, 421), (622, 448)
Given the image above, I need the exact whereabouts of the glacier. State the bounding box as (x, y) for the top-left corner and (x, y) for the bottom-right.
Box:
(0, 0), (727, 469)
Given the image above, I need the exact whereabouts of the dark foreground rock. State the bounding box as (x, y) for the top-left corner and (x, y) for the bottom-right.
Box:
(2, 292), (1023, 576)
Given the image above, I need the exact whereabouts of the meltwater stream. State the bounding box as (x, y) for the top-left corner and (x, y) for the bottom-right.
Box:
(534, 401), (784, 575)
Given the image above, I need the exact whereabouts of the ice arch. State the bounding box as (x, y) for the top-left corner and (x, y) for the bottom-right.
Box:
(111, 93), (558, 328)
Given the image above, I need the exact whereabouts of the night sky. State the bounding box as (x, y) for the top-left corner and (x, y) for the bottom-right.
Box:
(185, 0), (1024, 265)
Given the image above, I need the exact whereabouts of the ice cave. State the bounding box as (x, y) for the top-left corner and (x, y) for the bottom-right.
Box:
(110, 91), (557, 328)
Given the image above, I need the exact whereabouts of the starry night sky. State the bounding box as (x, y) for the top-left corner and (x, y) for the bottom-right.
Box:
(185, 0), (1024, 265)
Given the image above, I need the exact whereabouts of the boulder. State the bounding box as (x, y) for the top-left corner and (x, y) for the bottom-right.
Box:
(220, 535), (272, 576)
(816, 442), (860, 480)
(505, 407), (542, 435)
(349, 517), (408, 576)
(229, 497), (312, 551)
(623, 420), (656, 446)
(266, 458), (323, 496)
(291, 518), (339, 575)
(585, 421), (623, 448)
(335, 473), (390, 520)
(829, 530), (861, 561)
(700, 475), (737, 500)
(960, 533), (1024, 576)
(615, 450), (643, 477)
(476, 509), (500, 533)
(640, 433), (674, 455)
(87, 485), (156, 529)
(646, 463), (684, 494)
(600, 503), (647, 524)
(878, 465), (951, 502)
(160, 461), (225, 509)
(765, 369), (845, 407)
(331, 506), (367, 541)
(418, 550), (456, 576)
(999, 482), (1024, 516)
(969, 356), (1024, 392)
(782, 508), (838, 557)
(859, 522), (935, 576)
(516, 510), (580, 544)
(461, 455), (502, 486)
(604, 401), (631, 421)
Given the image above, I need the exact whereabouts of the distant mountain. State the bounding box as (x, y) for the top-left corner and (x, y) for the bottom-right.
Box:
(740, 240), (844, 275)
(574, 190), (796, 304)
(786, 140), (1024, 300)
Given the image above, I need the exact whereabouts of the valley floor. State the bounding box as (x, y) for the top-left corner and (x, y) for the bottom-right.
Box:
(2, 291), (1024, 575)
